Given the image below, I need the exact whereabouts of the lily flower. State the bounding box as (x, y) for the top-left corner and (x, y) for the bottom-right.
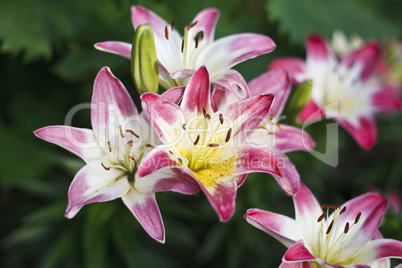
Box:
(212, 69), (315, 195)
(34, 67), (199, 243)
(136, 66), (284, 222)
(95, 5), (275, 98)
(270, 35), (401, 150)
(245, 183), (402, 267)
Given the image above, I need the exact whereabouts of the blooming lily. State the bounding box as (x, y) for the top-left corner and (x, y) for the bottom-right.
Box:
(270, 35), (401, 150)
(95, 5), (275, 98)
(245, 183), (402, 267)
(136, 66), (284, 222)
(212, 69), (315, 195)
(34, 67), (199, 243)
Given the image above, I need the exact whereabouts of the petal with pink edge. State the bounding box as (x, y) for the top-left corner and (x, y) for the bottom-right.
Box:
(336, 116), (377, 150)
(202, 33), (276, 75)
(248, 69), (291, 118)
(298, 100), (325, 123)
(269, 58), (306, 84)
(122, 189), (165, 243)
(142, 87), (185, 121)
(372, 87), (402, 112)
(91, 67), (138, 143)
(283, 240), (317, 263)
(245, 208), (301, 248)
(277, 156), (301, 196)
(65, 161), (130, 218)
(34, 126), (102, 163)
(136, 146), (200, 195)
(188, 8), (219, 44)
(213, 69), (250, 102)
(306, 35), (332, 62)
(94, 41), (132, 59)
(131, 5), (171, 40)
(276, 124), (315, 153)
(348, 239), (402, 265)
(279, 262), (313, 268)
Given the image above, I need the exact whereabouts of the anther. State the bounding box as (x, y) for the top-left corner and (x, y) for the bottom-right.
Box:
(317, 212), (326, 222)
(340, 206), (347, 214)
(207, 143), (219, 147)
(171, 18), (175, 30)
(219, 113), (224, 124)
(354, 212), (361, 224)
(193, 135), (200, 145)
(181, 39), (184, 53)
(182, 123), (186, 130)
(101, 162), (110, 171)
(119, 125), (125, 138)
(225, 128), (232, 142)
(202, 108), (206, 116)
(145, 144), (154, 148)
(189, 20), (198, 28)
(127, 140), (134, 147)
(326, 220), (334, 234)
(108, 141), (112, 152)
(275, 123), (282, 130)
(205, 114), (211, 120)
(195, 36), (199, 48)
(128, 154), (137, 164)
(268, 132), (277, 135)
(165, 25), (169, 40)
(126, 129), (139, 138)
(344, 222), (349, 234)
(321, 204), (339, 209)
(200, 31), (204, 40)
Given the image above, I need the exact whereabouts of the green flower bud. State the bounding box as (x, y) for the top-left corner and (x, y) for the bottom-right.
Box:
(287, 80), (313, 124)
(131, 23), (159, 94)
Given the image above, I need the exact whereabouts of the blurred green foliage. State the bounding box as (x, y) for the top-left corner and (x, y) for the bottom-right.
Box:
(1, 0), (401, 267)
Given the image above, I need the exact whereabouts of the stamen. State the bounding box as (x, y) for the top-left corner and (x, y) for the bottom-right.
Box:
(127, 140), (134, 147)
(268, 132), (277, 135)
(354, 212), (361, 224)
(225, 128), (232, 142)
(195, 36), (199, 48)
(145, 144), (154, 148)
(128, 154), (137, 164)
(165, 25), (169, 40)
(101, 162), (110, 171)
(200, 31), (204, 40)
(268, 115), (275, 121)
(189, 20), (198, 28)
(317, 212), (326, 222)
(108, 141), (112, 152)
(171, 18), (175, 30)
(205, 114), (211, 120)
(119, 125), (125, 138)
(207, 143), (219, 147)
(275, 123), (282, 131)
(344, 222), (349, 234)
(219, 113), (224, 124)
(182, 123), (186, 130)
(326, 220), (334, 234)
(181, 39), (184, 53)
(340, 206), (347, 214)
(321, 204), (339, 209)
(202, 107), (206, 116)
(193, 135), (200, 145)
(126, 129), (139, 138)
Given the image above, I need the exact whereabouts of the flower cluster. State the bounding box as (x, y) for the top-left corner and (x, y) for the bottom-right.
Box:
(35, 5), (402, 267)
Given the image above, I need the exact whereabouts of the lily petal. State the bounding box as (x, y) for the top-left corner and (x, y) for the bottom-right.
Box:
(283, 240), (317, 263)
(212, 69), (250, 103)
(65, 161), (130, 218)
(306, 35), (332, 62)
(372, 87), (402, 112)
(336, 116), (376, 150)
(136, 145), (200, 195)
(245, 208), (301, 248)
(122, 189), (165, 243)
(94, 41), (132, 59)
(189, 8), (220, 44)
(348, 239), (402, 265)
(269, 57), (306, 84)
(298, 100), (325, 123)
(34, 126), (102, 163)
(248, 69), (291, 118)
(276, 124), (315, 153)
(279, 262), (313, 268)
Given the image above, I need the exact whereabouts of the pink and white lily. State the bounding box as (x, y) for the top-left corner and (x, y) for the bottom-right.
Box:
(95, 5), (275, 98)
(270, 35), (401, 150)
(212, 69), (315, 195)
(34, 67), (199, 243)
(136, 66), (284, 222)
(245, 183), (402, 267)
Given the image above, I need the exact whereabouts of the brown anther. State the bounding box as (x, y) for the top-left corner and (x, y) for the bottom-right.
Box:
(207, 143), (219, 147)
(181, 39), (184, 53)
(326, 220), (334, 234)
(275, 123), (282, 131)
(165, 25), (169, 40)
(193, 135), (200, 145)
(205, 114), (211, 120)
(321, 204), (339, 209)
(268, 132), (278, 136)
(145, 143), (154, 148)
(268, 115), (275, 121)
(202, 107), (206, 116)
(182, 124), (186, 130)
(107, 141), (112, 152)
(101, 162), (110, 171)
(127, 140), (134, 147)
(195, 36), (199, 48)
(354, 212), (361, 224)
(126, 129), (139, 138)
(189, 20), (198, 28)
(119, 125), (125, 138)
(128, 154), (137, 164)
(344, 222), (350, 234)
(200, 31), (204, 40)
(340, 206), (347, 214)
(219, 113), (224, 124)
(225, 128), (232, 142)
(317, 212), (326, 222)
(171, 18), (175, 30)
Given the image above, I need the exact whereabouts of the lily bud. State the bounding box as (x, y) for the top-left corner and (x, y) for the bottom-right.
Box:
(131, 23), (159, 94)
(287, 80), (313, 123)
